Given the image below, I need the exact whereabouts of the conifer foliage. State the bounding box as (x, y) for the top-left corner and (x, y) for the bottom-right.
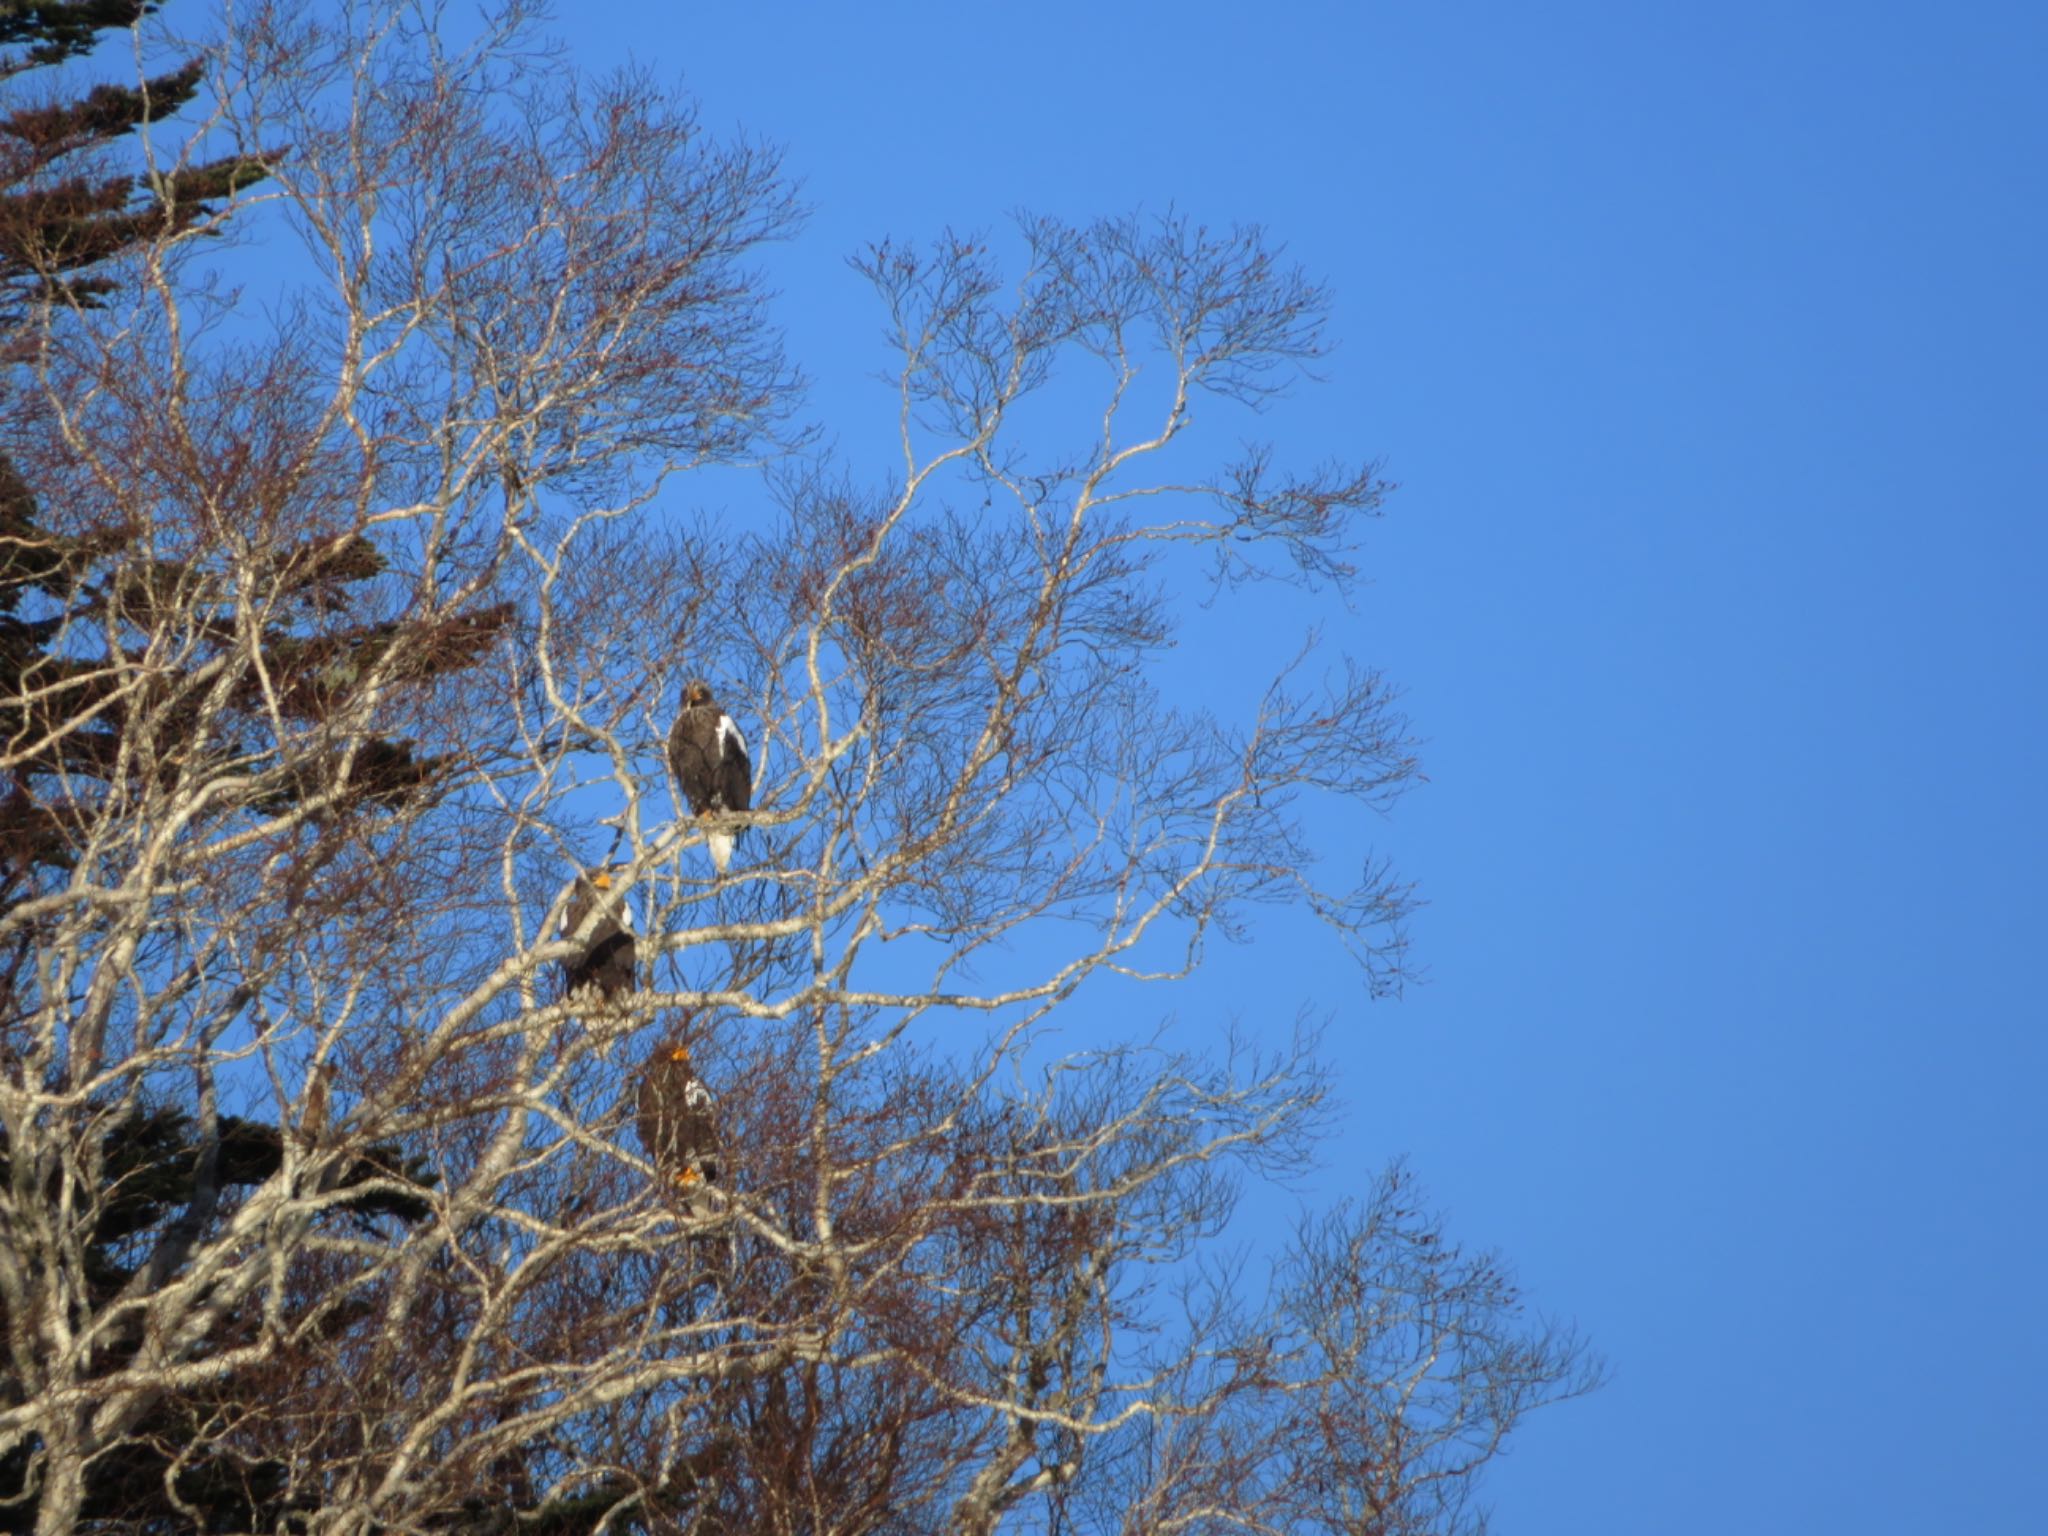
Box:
(0, 2), (263, 316)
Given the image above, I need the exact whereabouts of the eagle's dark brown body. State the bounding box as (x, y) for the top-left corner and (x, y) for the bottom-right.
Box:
(637, 1040), (721, 1215)
(559, 867), (636, 1002)
(667, 680), (751, 872)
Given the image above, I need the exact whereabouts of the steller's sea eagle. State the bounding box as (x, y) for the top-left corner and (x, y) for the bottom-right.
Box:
(558, 865), (638, 1006)
(667, 680), (751, 874)
(637, 1038), (721, 1218)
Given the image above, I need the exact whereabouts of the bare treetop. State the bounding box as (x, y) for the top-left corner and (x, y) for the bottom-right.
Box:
(0, 6), (1593, 1534)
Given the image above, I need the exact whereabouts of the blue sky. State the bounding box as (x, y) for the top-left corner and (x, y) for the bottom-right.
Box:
(565, 4), (2047, 1529)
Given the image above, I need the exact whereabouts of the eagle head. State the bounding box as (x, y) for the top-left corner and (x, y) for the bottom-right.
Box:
(684, 678), (713, 707)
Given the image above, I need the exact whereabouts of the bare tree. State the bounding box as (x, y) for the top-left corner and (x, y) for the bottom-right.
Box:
(0, 4), (1595, 1534)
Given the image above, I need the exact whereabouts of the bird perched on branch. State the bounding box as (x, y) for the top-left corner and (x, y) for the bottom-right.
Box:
(636, 1037), (722, 1218)
(558, 864), (638, 1009)
(667, 680), (751, 874)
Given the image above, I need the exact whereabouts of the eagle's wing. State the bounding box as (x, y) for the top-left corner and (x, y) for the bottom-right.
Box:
(634, 1072), (663, 1162)
(716, 713), (752, 815)
(679, 1072), (720, 1186)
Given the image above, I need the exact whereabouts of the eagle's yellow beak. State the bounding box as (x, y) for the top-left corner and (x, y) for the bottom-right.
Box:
(593, 870), (613, 890)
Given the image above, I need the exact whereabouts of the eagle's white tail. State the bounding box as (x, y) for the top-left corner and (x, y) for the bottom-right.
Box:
(707, 828), (734, 875)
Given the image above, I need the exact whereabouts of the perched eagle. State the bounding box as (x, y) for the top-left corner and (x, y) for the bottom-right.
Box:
(558, 865), (638, 1004)
(636, 1039), (722, 1218)
(667, 680), (751, 874)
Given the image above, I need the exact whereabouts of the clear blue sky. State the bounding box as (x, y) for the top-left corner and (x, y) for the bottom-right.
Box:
(569, 4), (2046, 1529)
